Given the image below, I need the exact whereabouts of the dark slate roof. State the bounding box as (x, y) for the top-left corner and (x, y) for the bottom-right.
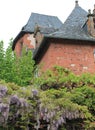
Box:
(23, 13), (63, 32)
(12, 12), (63, 50)
(48, 4), (95, 42)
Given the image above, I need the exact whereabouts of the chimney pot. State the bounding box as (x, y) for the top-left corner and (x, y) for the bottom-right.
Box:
(75, 1), (79, 7)
(88, 9), (91, 15)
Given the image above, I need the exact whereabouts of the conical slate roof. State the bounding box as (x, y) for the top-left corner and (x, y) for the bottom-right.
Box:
(49, 3), (95, 41)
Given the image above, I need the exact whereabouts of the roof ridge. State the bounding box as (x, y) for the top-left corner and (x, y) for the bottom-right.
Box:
(30, 12), (58, 18)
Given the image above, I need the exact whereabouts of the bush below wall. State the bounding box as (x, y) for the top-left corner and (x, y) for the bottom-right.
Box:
(0, 74), (95, 130)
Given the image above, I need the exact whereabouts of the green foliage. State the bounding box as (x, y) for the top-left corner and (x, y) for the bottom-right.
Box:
(40, 88), (92, 119)
(33, 66), (95, 129)
(0, 80), (95, 129)
(34, 66), (71, 89)
(11, 48), (35, 86)
(0, 40), (35, 86)
(0, 41), (5, 79)
(71, 86), (95, 113)
(34, 65), (95, 90)
(2, 39), (14, 82)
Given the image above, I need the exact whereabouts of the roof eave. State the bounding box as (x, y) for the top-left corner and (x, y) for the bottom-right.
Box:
(51, 36), (95, 42)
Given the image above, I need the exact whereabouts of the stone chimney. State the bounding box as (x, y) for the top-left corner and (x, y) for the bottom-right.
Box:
(34, 24), (44, 48)
(87, 5), (95, 37)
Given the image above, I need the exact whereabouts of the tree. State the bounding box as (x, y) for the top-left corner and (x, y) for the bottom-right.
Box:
(3, 39), (14, 82)
(12, 48), (35, 86)
(0, 40), (35, 86)
(0, 41), (5, 79)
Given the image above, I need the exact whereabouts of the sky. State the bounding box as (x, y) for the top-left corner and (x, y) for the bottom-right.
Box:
(0, 0), (95, 49)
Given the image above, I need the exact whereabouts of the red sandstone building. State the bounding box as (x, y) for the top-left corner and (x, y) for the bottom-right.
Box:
(12, 1), (95, 74)
(12, 13), (62, 56)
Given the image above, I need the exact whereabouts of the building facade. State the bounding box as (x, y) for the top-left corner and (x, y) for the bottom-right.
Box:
(12, 1), (95, 74)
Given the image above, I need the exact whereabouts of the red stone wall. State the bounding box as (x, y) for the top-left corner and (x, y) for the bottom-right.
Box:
(14, 33), (35, 56)
(39, 39), (95, 74)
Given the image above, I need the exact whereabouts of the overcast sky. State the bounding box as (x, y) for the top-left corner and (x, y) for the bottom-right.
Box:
(0, 0), (95, 48)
